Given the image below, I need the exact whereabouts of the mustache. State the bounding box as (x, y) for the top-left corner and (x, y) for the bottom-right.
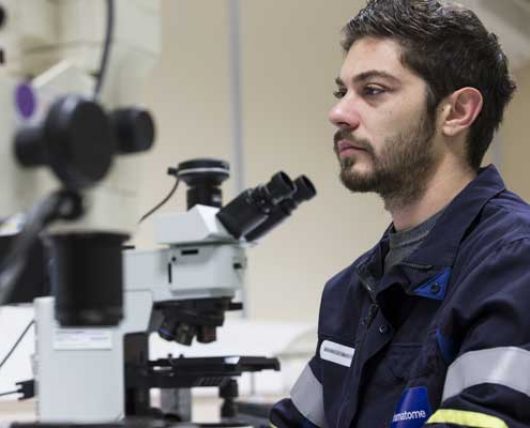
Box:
(333, 129), (374, 154)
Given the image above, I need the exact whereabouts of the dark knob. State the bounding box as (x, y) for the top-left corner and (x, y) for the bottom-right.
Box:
(197, 325), (217, 343)
(15, 95), (115, 190)
(220, 379), (239, 418)
(112, 108), (155, 154)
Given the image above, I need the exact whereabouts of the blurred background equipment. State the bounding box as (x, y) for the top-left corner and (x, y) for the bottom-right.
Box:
(0, 0), (159, 327)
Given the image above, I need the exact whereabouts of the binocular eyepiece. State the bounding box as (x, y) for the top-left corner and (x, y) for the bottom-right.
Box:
(216, 171), (297, 239)
(173, 158), (316, 241)
(243, 175), (316, 242)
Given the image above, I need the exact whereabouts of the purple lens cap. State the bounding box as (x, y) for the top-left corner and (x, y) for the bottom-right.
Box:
(15, 83), (37, 119)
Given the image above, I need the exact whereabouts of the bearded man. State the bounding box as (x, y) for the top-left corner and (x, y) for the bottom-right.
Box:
(270, 1), (529, 427)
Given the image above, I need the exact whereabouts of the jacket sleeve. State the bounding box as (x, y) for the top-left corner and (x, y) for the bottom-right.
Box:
(269, 356), (326, 428)
(426, 238), (530, 428)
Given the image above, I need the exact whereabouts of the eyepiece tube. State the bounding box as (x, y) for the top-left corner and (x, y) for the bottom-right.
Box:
(292, 175), (317, 202)
(267, 172), (296, 203)
(216, 171), (296, 239)
(244, 175), (316, 242)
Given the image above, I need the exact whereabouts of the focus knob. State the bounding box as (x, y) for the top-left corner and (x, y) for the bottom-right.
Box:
(112, 108), (155, 154)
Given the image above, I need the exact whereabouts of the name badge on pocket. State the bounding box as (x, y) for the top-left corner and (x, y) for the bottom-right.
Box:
(319, 340), (355, 367)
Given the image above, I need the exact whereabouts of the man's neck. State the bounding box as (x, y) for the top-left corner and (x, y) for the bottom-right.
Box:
(389, 159), (476, 231)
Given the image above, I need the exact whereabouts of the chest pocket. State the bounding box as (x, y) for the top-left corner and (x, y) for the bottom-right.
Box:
(355, 342), (423, 427)
(371, 342), (422, 387)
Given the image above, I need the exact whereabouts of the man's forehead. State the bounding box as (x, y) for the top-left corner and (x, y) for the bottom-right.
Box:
(338, 37), (408, 83)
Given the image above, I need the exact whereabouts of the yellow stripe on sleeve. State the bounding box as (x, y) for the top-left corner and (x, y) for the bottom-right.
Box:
(426, 409), (507, 428)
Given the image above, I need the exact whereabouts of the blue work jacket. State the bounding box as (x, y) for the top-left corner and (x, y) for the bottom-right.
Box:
(270, 165), (530, 428)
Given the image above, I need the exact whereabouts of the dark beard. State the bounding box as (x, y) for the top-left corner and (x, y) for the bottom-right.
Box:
(338, 111), (437, 208)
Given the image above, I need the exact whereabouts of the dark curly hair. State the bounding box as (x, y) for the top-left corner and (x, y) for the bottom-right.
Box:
(342, 0), (517, 170)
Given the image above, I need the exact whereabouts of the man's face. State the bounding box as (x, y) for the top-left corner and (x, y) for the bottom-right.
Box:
(329, 37), (440, 206)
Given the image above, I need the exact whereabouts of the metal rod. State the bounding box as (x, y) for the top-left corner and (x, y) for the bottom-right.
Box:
(228, 0), (245, 195)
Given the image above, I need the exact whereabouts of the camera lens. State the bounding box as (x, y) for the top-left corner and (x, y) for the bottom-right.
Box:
(176, 158), (230, 209)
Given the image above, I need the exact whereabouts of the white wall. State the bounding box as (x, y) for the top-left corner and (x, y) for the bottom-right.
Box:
(499, 62), (530, 197)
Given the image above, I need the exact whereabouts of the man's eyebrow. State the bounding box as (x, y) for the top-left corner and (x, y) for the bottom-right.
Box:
(335, 70), (400, 86)
(335, 77), (346, 87)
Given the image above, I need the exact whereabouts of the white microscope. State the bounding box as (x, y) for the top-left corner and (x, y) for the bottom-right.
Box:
(0, 0), (160, 318)
(34, 158), (316, 427)
(0, 0), (158, 425)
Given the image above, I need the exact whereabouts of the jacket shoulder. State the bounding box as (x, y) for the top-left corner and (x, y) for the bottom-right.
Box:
(455, 190), (530, 277)
(471, 190), (530, 245)
(322, 249), (371, 298)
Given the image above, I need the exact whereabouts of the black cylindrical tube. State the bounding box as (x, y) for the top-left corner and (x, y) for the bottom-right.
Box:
(176, 159), (230, 210)
(14, 126), (47, 167)
(216, 171), (295, 239)
(187, 182), (223, 209)
(243, 201), (293, 242)
(216, 189), (268, 239)
(47, 232), (128, 327)
(244, 175), (316, 241)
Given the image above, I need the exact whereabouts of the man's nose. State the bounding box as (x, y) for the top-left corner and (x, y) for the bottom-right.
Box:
(328, 96), (361, 130)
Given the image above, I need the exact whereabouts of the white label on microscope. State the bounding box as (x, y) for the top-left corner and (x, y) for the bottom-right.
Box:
(53, 328), (113, 350)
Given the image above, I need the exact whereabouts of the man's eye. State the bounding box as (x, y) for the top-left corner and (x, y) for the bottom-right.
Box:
(363, 86), (385, 96)
(333, 89), (347, 99)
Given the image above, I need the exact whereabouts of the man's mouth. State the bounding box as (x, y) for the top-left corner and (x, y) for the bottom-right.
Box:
(335, 139), (367, 157)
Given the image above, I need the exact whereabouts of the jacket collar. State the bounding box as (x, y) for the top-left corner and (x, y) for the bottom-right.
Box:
(355, 165), (506, 298)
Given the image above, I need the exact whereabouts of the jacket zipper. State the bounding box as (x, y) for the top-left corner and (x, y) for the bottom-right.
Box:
(357, 268), (378, 303)
(341, 273), (379, 426)
(364, 303), (379, 328)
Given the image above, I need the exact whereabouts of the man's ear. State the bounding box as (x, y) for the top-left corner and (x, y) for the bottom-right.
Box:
(440, 87), (483, 138)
